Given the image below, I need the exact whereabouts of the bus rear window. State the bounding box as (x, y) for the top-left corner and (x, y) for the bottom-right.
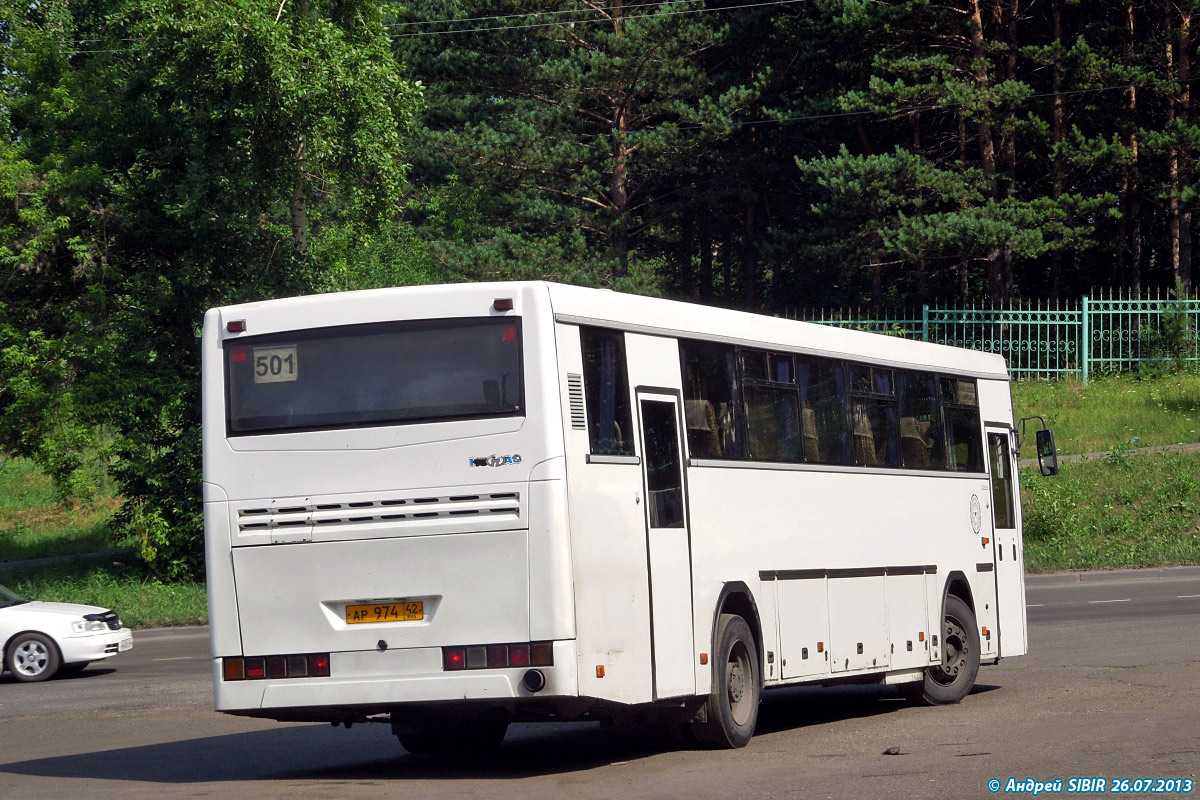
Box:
(225, 318), (523, 435)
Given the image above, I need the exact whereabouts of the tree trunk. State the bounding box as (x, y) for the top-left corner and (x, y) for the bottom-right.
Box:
(610, 1), (630, 277)
(957, 108), (971, 304)
(680, 210), (695, 298)
(999, 0), (1019, 295)
(968, 0), (1005, 301)
(291, 134), (307, 255)
(720, 241), (732, 306)
(1166, 2), (1183, 290)
(1125, 0), (1143, 293)
(699, 231), (714, 302)
(741, 201), (757, 310)
(1050, 0), (1065, 300)
(1179, 8), (1193, 291)
(289, 0), (311, 256)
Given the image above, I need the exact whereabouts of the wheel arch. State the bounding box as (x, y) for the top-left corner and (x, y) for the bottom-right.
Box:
(942, 571), (976, 615)
(708, 582), (764, 683)
(3, 629), (64, 667)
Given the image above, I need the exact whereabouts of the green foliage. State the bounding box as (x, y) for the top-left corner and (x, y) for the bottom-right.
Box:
(1011, 373), (1200, 455)
(1137, 280), (1199, 375)
(5, 0), (1200, 583)
(1022, 451), (1200, 572)
(2, 560), (207, 628)
(0, 0), (421, 579)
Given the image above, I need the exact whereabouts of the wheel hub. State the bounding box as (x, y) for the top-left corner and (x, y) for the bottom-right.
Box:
(727, 660), (745, 705)
(16, 642), (48, 675)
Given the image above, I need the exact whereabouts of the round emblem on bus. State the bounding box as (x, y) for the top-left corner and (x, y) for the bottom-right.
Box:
(970, 495), (982, 533)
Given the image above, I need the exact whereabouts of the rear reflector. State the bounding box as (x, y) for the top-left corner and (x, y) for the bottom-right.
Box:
(441, 641), (553, 671)
(509, 644), (530, 667)
(487, 644), (509, 668)
(221, 653), (330, 681)
(308, 654), (331, 677)
(223, 658), (245, 681)
(466, 646), (487, 669)
(443, 648), (466, 671)
(530, 642), (553, 666)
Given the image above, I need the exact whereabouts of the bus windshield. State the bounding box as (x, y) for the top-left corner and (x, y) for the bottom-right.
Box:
(225, 317), (523, 435)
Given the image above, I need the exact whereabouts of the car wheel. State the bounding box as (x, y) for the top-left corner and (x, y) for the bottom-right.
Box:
(6, 632), (61, 682)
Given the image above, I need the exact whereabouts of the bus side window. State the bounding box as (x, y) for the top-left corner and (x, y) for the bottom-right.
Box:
(940, 377), (983, 472)
(798, 357), (853, 466)
(849, 365), (899, 468)
(680, 340), (741, 459)
(897, 372), (944, 470)
(741, 350), (801, 463)
(580, 327), (635, 456)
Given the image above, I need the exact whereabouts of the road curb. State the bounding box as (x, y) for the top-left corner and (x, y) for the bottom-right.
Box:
(132, 625), (211, 638)
(1026, 565), (1200, 586)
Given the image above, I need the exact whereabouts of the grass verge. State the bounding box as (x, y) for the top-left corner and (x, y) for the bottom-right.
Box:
(0, 559), (207, 628)
(1021, 448), (1200, 572)
(0, 457), (125, 562)
(1011, 372), (1200, 455)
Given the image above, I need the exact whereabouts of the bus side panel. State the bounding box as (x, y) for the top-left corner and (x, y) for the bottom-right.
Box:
(527, 462), (577, 643)
(557, 323), (654, 705)
(204, 494), (243, 658)
(687, 466), (988, 688)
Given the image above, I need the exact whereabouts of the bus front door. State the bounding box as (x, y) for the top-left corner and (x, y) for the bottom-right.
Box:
(987, 428), (1028, 656)
(636, 392), (696, 700)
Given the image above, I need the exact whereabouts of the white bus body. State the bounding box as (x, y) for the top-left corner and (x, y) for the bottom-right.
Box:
(202, 282), (1028, 748)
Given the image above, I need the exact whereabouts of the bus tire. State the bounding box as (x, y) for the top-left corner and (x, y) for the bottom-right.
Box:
(691, 613), (760, 748)
(908, 594), (980, 705)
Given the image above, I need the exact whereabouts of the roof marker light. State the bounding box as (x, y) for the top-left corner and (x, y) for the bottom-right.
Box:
(493, 298), (513, 312)
(226, 320), (246, 333)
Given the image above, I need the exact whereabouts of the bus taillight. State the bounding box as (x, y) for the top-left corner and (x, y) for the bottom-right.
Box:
(440, 642), (553, 671)
(221, 653), (330, 680)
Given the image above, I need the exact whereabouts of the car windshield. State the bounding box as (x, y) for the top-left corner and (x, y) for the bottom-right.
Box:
(0, 583), (29, 608)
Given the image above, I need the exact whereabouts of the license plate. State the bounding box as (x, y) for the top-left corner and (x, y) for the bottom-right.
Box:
(119, 637), (133, 651)
(345, 601), (424, 624)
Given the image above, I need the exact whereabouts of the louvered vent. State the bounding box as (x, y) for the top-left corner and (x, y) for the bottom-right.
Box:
(567, 373), (586, 430)
(236, 493), (520, 533)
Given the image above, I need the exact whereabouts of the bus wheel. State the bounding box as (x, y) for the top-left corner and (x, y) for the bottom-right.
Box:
(907, 594), (980, 705)
(394, 716), (509, 755)
(691, 613), (760, 748)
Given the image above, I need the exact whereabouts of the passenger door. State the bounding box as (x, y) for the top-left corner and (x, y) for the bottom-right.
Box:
(987, 428), (1027, 656)
(636, 391), (696, 699)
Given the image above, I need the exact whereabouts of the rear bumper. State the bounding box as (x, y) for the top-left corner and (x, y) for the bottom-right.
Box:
(60, 628), (133, 664)
(213, 640), (578, 714)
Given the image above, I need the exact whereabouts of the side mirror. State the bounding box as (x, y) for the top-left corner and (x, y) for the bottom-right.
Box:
(1036, 429), (1058, 477)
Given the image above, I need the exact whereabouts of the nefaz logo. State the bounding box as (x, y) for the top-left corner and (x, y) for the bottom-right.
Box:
(469, 454), (522, 467)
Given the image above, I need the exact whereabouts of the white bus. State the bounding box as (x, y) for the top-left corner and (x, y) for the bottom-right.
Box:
(201, 281), (1051, 751)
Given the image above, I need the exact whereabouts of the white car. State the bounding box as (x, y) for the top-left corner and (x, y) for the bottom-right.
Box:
(1, 583), (133, 682)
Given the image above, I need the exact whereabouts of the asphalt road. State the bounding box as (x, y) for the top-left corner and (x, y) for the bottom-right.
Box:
(1, 567), (1198, 799)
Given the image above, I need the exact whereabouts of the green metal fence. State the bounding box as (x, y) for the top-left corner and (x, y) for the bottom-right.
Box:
(797, 289), (1200, 382)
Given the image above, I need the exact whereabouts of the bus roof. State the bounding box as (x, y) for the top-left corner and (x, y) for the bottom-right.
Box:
(541, 282), (1009, 381)
(210, 281), (1009, 381)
